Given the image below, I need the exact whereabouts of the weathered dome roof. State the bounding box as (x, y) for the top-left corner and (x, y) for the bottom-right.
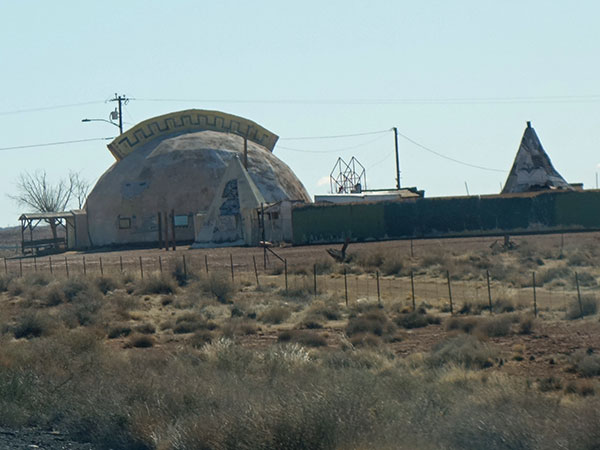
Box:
(85, 110), (309, 246)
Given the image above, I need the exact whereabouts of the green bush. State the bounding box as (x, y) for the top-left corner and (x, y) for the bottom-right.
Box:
(13, 312), (53, 339)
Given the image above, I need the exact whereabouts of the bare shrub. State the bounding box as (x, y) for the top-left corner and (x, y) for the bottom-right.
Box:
(475, 315), (514, 338)
(173, 312), (217, 334)
(0, 274), (12, 292)
(128, 334), (154, 348)
(107, 324), (132, 339)
(517, 315), (536, 335)
(259, 305), (292, 324)
(221, 317), (258, 337)
(278, 330), (327, 347)
(199, 274), (234, 303)
(305, 300), (342, 321)
(279, 286), (312, 301)
(427, 334), (497, 369)
(94, 276), (121, 295)
(13, 312), (54, 339)
(446, 316), (480, 334)
(538, 376), (563, 392)
(136, 274), (176, 295)
(457, 301), (486, 315)
(395, 311), (440, 329)
(565, 295), (598, 320)
(134, 323), (156, 335)
(346, 309), (395, 339)
(381, 257), (404, 276)
(62, 277), (96, 302)
(569, 349), (600, 377)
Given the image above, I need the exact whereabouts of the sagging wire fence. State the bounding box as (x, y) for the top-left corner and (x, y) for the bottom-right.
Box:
(2, 252), (596, 319)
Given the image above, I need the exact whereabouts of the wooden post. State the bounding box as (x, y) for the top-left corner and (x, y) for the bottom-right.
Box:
(139, 256), (144, 279)
(313, 264), (317, 297)
(253, 255), (259, 286)
(171, 209), (176, 251)
(376, 270), (381, 306)
(34, 257), (37, 272)
(65, 257), (69, 278)
(83, 256), (87, 276)
(575, 272), (583, 319)
(230, 254), (234, 282)
(344, 268), (348, 306)
(99, 257), (104, 276)
(447, 270), (453, 315)
(157, 212), (163, 249)
(49, 256), (53, 275)
(159, 255), (163, 273)
(204, 254), (209, 273)
(284, 259), (288, 293)
(410, 270), (416, 311)
(19, 258), (22, 277)
(3, 257), (7, 275)
(486, 270), (492, 314)
(119, 255), (123, 272)
(182, 254), (187, 278)
(163, 211), (169, 251)
(532, 272), (538, 318)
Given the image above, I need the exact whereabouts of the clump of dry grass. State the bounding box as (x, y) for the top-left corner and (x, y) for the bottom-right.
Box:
(568, 349), (600, 377)
(198, 274), (235, 303)
(278, 329), (327, 347)
(136, 274), (177, 295)
(395, 311), (440, 329)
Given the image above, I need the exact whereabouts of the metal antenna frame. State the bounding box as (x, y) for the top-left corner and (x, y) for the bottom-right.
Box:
(330, 156), (366, 194)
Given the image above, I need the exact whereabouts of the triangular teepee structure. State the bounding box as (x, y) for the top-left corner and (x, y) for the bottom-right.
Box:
(501, 121), (572, 194)
(192, 155), (265, 247)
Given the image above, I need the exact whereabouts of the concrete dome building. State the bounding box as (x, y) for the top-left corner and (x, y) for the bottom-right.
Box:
(84, 110), (310, 247)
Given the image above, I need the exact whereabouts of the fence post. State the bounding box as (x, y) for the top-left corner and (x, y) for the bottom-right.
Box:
(447, 270), (453, 315)
(99, 257), (104, 276)
(182, 254), (187, 278)
(159, 255), (163, 273)
(139, 256), (144, 279)
(34, 257), (37, 272)
(376, 270), (381, 306)
(171, 209), (176, 251)
(65, 257), (69, 278)
(410, 271), (416, 311)
(313, 264), (317, 297)
(575, 272), (583, 319)
(19, 258), (22, 277)
(119, 255), (123, 273)
(83, 257), (87, 276)
(230, 254), (234, 282)
(486, 270), (492, 314)
(253, 255), (260, 286)
(532, 272), (538, 318)
(3, 257), (7, 275)
(204, 254), (209, 274)
(49, 257), (53, 275)
(284, 259), (288, 293)
(344, 267), (348, 306)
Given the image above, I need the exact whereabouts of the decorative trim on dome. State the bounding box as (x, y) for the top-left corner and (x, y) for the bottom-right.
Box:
(107, 109), (279, 160)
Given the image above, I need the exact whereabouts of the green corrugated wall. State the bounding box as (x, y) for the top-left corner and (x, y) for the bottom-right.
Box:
(292, 191), (600, 244)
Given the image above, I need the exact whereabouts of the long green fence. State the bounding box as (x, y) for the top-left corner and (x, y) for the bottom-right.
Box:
(292, 190), (600, 244)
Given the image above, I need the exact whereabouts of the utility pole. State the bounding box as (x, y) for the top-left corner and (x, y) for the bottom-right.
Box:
(109, 93), (128, 135)
(393, 127), (401, 190)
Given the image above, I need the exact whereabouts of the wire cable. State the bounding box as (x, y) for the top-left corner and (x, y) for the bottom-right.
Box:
(0, 137), (115, 152)
(0, 100), (106, 116)
(280, 129), (389, 141)
(134, 95), (600, 106)
(277, 133), (389, 154)
(395, 131), (506, 173)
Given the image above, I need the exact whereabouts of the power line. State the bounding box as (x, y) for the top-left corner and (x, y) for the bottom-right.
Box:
(280, 129), (389, 141)
(277, 134), (389, 153)
(395, 131), (506, 173)
(0, 100), (106, 116)
(134, 94), (600, 106)
(0, 137), (115, 152)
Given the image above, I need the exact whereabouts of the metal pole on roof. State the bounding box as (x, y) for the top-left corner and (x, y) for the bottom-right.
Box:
(393, 127), (400, 189)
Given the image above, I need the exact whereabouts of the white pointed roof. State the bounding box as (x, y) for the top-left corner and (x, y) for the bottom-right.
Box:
(501, 122), (572, 194)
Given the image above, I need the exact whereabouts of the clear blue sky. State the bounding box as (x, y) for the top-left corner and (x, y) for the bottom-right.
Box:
(2, 1), (599, 226)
